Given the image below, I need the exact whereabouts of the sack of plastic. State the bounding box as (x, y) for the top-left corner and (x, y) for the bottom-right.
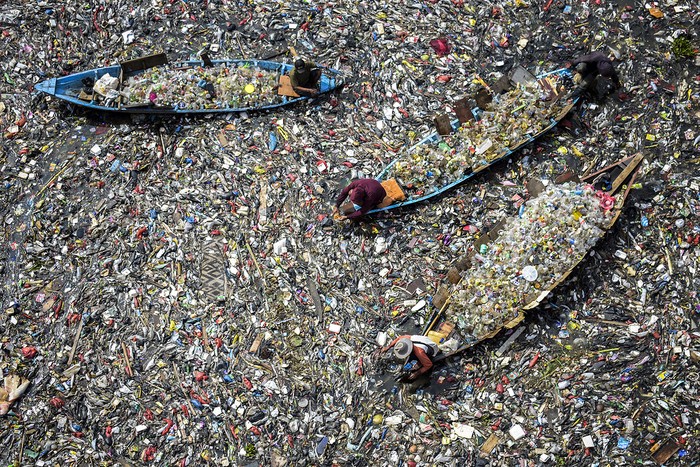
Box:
(94, 74), (120, 96)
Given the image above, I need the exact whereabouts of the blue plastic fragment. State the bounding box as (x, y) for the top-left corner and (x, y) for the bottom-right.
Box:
(316, 436), (329, 456)
(617, 437), (630, 450)
(191, 399), (203, 409)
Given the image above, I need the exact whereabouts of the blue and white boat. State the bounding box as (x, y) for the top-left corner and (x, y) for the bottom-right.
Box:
(367, 68), (578, 215)
(34, 53), (343, 114)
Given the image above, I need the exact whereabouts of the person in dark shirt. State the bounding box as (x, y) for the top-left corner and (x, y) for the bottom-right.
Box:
(290, 59), (321, 97)
(569, 51), (621, 95)
(333, 178), (387, 220)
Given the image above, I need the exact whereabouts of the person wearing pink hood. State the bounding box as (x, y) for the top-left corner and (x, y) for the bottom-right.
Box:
(333, 178), (386, 220)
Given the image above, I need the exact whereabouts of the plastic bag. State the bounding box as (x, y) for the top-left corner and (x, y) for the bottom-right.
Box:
(93, 73), (119, 96)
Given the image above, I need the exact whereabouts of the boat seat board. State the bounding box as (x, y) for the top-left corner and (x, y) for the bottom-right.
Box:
(278, 75), (300, 97)
(434, 114), (453, 135)
(120, 52), (169, 74)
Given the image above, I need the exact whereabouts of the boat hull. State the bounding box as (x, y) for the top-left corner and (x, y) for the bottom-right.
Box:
(423, 153), (645, 362)
(34, 59), (342, 114)
(367, 68), (578, 214)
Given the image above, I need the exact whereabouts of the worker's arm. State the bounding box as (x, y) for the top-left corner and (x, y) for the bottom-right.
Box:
(292, 85), (319, 97)
(410, 347), (434, 379)
(381, 335), (408, 353)
(572, 51), (606, 67)
(335, 181), (356, 208)
(345, 203), (371, 219)
(610, 70), (622, 88)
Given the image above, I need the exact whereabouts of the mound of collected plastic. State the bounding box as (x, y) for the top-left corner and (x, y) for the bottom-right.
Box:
(123, 64), (282, 109)
(448, 183), (615, 339)
(388, 75), (572, 195)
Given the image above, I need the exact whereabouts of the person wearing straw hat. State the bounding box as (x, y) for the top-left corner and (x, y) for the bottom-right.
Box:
(381, 334), (441, 380)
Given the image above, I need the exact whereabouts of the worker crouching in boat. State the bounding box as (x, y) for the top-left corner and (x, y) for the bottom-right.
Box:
(290, 59), (321, 97)
(381, 335), (441, 381)
(333, 178), (386, 220)
(568, 51), (622, 98)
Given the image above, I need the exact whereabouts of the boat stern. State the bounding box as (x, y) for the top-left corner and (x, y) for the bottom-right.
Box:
(34, 78), (57, 96)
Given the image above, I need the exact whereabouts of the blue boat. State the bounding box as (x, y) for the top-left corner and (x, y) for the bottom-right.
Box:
(367, 68), (578, 215)
(34, 53), (343, 114)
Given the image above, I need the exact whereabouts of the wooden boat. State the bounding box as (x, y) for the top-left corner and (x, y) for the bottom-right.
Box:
(367, 68), (579, 215)
(34, 53), (343, 114)
(420, 152), (645, 363)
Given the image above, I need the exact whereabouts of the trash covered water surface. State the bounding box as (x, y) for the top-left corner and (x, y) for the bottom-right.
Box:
(1, 0), (699, 465)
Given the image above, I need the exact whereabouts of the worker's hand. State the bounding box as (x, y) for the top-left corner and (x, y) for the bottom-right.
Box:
(564, 61), (573, 69)
(407, 371), (420, 381)
(332, 206), (339, 215)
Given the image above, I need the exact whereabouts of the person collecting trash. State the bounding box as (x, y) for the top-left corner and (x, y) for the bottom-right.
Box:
(380, 334), (441, 380)
(567, 51), (621, 97)
(290, 59), (321, 97)
(333, 178), (386, 220)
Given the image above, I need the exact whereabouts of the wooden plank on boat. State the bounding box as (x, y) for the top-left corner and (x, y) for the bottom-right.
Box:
(454, 256), (471, 271)
(120, 52), (169, 74)
(432, 286), (450, 311)
(454, 98), (474, 123)
(475, 88), (492, 108)
(525, 178), (546, 198)
(434, 114), (452, 136)
(446, 267), (462, 284)
(200, 52), (214, 67)
(474, 218), (507, 251)
(278, 75), (300, 97)
(492, 74), (512, 94)
(554, 170), (579, 184)
(610, 153), (644, 193)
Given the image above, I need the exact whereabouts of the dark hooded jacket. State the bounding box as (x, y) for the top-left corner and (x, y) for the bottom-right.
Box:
(573, 52), (621, 87)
